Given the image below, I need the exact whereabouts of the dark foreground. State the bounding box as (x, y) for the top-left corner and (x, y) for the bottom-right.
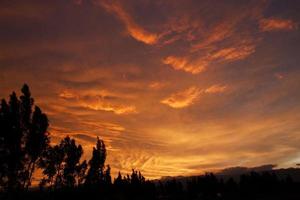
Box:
(2, 171), (300, 200)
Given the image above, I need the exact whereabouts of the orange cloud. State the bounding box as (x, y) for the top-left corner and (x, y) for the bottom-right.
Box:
(82, 101), (137, 115)
(259, 18), (298, 32)
(191, 21), (235, 51)
(161, 87), (201, 108)
(59, 90), (137, 115)
(59, 90), (78, 99)
(163, 56), (207, 74)
(149, 82), (167, 90)
(205, 85), (227, 94)
(209, 44), (256, 61)
(99, 0), (158, 44)
(164, 43), (255, 75)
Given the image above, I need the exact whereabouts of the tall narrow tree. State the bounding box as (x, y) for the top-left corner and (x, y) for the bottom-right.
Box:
(85, 137), (107, 187)
(0, 84), (50, 191)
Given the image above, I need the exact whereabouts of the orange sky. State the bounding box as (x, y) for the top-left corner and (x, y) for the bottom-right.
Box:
(1, 0), (300, 179)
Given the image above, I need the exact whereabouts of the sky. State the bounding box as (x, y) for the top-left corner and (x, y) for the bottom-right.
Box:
(1, 0), (300, 180)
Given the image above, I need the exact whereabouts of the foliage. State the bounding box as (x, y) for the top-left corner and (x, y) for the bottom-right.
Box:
(0, 84), (49, 191)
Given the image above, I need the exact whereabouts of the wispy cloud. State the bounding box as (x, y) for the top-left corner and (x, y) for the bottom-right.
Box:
(163, 43), (255, 74)
(163, 56), (207, 74)
(99, 0), (158, 44)
(259, 18), (298, 32)
(59, 90), (78, 99)
(161, 2), (263, 75)
(205, 85), (227, 94)
(148, 82), (167, 90)
(209, 44), (256, 62)
(161, 87), (201, 108)
(59, 90), (137, 115)
(190, 21), (235, 51)
(82, 101), (137, 115)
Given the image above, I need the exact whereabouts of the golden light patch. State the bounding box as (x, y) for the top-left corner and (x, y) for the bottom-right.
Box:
(161, 87), (201, 108)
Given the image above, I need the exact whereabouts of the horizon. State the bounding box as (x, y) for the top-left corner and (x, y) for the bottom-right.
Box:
(1, 0), (300, 181)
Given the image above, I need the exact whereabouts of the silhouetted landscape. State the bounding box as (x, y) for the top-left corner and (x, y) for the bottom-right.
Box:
(1, 85), (300, 200)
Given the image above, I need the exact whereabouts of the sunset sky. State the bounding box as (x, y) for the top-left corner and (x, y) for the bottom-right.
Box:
(1, 0), (300, 180)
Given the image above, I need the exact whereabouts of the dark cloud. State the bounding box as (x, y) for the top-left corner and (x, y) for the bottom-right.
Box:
(219, 164), (277, 175)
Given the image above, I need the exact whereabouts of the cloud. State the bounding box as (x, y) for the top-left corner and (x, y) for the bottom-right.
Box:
(209, 44), (256, 62)
(99, 0), (158, 44)
(59, 90), (78, 99)
(190, 21), (235, 51)
(159, 1), (268, 75)
(73, 134), (96, 143)
(82, 101), (137, 115)
(205, 85), (227, 94)
(219, 164), (277, 175)
(148, 82), (167, 90)
(59, 90), (137, 115)
(163, 43), (255, 74)
(163, 56), (207, 74)
(161, 87), (201, 108)
(259, 18), (298, 32)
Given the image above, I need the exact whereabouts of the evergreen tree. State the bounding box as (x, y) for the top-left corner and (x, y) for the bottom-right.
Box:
(39, 136), (86, 189)
(24, 106), (49, 189)
(104, 165), (112, 185)
(39, 145), (64, 189)
(85, 137), (107, 186)
(62, 136), (84, 188)
(0, 84), (50, 191)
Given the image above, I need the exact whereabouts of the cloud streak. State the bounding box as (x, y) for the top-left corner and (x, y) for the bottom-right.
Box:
(161, 87), (201, 108)
(259, 18), (298, 32)
(99, 0), (158, 44)
(59, 90), (137, 115)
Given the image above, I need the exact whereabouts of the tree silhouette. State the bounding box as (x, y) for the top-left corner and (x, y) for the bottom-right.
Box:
(24, 106), (49, 189)
(85, 137), (107, 187)
(0, 84), (49, 191)
(104, 165), (112, 186)
(61, 136), (85, 188)
(0, 99), (10, 189)
(39, 145), (64, 189)
(39, 136), (86, 189)
(114, 171), (124, 187)
(6, 92), (23, 190)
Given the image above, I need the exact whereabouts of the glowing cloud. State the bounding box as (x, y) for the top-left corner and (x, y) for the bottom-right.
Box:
(191, 21), (235, 51)
(99, 0), (158, 44)
(59, 90), (137, 115)
(164, 43), (255, 75)
(161, 87), (201, 108)
(59, 90), (78, 99)
(149, 82), (166, 90)
(259, 18), (298, 32)
(83, 101), (137, 115)
(163, 56), (206, 74)
(205, 85), (227, 94)
(209, 44), (256, 61)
